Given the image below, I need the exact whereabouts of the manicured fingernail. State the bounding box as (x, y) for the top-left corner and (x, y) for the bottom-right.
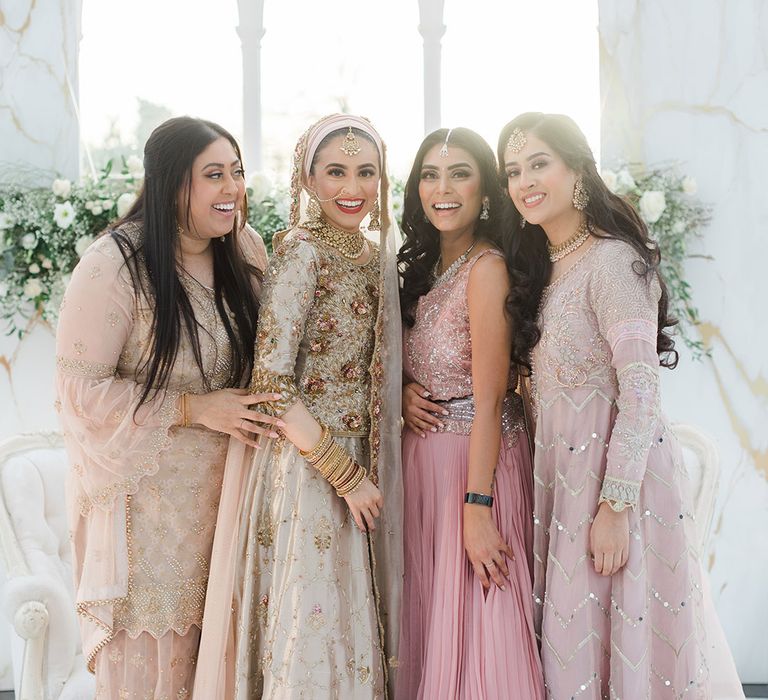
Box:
(272, 393), (282, 399)
(430, 427), (437, 433)
(438, 422), (445, 429)
(441, 410), (449, 416)
(269, 432), (280, 438)
(423, 391), (431, 398)
(421, 433), (426, 439)
(276, 421), (287, 428)
(501, 585), (506, 591)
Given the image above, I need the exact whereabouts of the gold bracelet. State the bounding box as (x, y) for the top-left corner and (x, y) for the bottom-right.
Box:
(335, 460), (364, 492)
(300, 426), (332, 462)
(317, 448), (348, 480)
(328, 455), (356, 487)
(337, 464), (367, 496)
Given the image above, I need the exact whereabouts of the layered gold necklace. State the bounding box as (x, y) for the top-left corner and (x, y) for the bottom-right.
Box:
(303, 217), (367, 260)
(547, 220), (592, 262)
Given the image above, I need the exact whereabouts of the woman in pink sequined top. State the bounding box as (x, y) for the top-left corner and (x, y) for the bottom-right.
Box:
(497, 112), (717, 699)
(395, 127), (544, 699)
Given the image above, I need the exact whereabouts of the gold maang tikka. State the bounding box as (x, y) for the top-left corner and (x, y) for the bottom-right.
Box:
(439, 129), (453, 157)
(340, 127), (362, 156)
(506, 128), (527, 153)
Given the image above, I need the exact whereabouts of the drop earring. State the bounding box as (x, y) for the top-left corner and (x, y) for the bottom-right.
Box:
(369, 199), (381, 230)
(307, 192), (322, 221)
(480, 197), (490, 221)
(572, 176), (589, 211)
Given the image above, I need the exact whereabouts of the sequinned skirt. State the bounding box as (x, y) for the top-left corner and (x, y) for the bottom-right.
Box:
(533, 409), (711, 699)
(230, 435), (386, 699)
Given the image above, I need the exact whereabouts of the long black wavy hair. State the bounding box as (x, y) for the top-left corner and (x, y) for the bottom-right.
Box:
(497, 112), (678, 372)
(399, 127), (505, 326)
(112, 116), (261, 409)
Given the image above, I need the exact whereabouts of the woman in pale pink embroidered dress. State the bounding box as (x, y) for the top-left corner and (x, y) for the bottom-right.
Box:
(55, 117), (277, 698)
(497, 112), (717, 699)
(396, 128), (544, 699)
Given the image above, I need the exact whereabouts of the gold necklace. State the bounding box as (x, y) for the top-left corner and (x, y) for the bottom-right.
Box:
(303, 217), (367, 260)
(547, 221), (592, 262)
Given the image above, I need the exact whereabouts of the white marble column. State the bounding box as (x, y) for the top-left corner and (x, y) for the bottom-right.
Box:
(599, 0), (768, 683)
(237, 0), (266, 171)
(0, 0), (82, 183)
(418, 0), (445, 134)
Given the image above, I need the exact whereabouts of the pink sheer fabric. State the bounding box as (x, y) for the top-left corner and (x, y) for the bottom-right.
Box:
(56, 224), (266, 683)
(397, 250), (544, 699)
(531, 238), (710, 698)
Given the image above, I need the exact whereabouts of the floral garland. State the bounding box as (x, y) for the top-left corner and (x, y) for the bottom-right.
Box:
(601, 164), (711, 357)
(1, 160), (707, 356)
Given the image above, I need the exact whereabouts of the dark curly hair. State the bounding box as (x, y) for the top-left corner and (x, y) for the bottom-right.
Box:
(399, 127), (505, 326)
(497, 112), (679, 372)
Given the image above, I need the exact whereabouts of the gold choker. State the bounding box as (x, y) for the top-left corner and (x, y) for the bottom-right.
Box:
(547, 221), (592, 262)
(304, 218), (367, 260)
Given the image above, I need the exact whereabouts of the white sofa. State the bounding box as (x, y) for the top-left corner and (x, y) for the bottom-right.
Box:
(0, 433), (94, 700)
(0, 425), (724, 700)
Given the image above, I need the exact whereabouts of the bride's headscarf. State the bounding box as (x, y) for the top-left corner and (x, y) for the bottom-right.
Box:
(279, 114), (404, 689)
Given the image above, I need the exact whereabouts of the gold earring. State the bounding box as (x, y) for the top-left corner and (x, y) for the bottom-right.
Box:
(369, 198), (381, 230)
(307, 192), (322, 221)
(572, 176), (589, 210)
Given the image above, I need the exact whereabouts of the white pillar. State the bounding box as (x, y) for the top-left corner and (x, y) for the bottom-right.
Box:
(418, 0), (446, 134)
(237, 0), (266, 172)
(600, 0), (768, 683)
(0, 0), (83, 184)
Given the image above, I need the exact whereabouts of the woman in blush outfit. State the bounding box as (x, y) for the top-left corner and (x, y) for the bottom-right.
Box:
(396, 127), (544, 700)
(55, 117), (275, 698)
(497, 111), (715, 699)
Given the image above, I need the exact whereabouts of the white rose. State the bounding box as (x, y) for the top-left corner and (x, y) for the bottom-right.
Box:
(28, 262), (40, 274)
(53, 201), (76, 229)
(84, 200), (94, 211)
(273, 196), (290, 223)
(0, 212), (13, 230)
(75, 235), (94, 257)
(601, 169), (618, 193)
(116, 192), (137, 218)
(126, 155), (145, 179)
(0, 281), (9, 297)
(102, 199), (114, 210)
(682, 176), (697, 195)
(23, 278), (43, 299)
(248, 172), (272, 204)
(638, 190), (667, 224)
(672, 220), (686, 234)
(91, 205), (103, 216)
(616, 168), (636, 193)
(42, 258), (53, 269)
(21, 233), (37, 250)
(51, 178), (72, 198)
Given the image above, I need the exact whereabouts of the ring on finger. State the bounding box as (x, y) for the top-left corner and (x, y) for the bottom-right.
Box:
(484, 561), (496, 568)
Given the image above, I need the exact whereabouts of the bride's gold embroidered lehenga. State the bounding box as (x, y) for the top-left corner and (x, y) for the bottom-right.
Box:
(195, 115), (403, 700)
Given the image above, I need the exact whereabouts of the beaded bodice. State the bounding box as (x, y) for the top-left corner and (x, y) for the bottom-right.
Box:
(250, 229), (380, 435)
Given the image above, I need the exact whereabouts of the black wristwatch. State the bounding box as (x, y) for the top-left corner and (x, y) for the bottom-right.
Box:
(465, 492), (494, 507)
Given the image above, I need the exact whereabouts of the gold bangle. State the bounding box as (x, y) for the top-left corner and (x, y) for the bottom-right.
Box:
(337, 464), (367, 496)
(301, 426), (332, 462)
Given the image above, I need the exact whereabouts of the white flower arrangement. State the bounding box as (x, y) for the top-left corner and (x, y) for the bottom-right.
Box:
(0, 158), (143, 336)
(601, 163), (711, 357)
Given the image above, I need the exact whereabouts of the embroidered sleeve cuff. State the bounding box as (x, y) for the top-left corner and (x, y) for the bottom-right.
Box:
(598, 476), (641, 512)
(56, 356), (116, 380)
(249, 366), (299, 416)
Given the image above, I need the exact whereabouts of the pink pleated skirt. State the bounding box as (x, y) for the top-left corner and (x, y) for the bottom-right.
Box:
(396, 429), (544, 700)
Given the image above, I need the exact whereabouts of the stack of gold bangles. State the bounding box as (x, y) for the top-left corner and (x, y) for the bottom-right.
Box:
(300, 426), (368, 497)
